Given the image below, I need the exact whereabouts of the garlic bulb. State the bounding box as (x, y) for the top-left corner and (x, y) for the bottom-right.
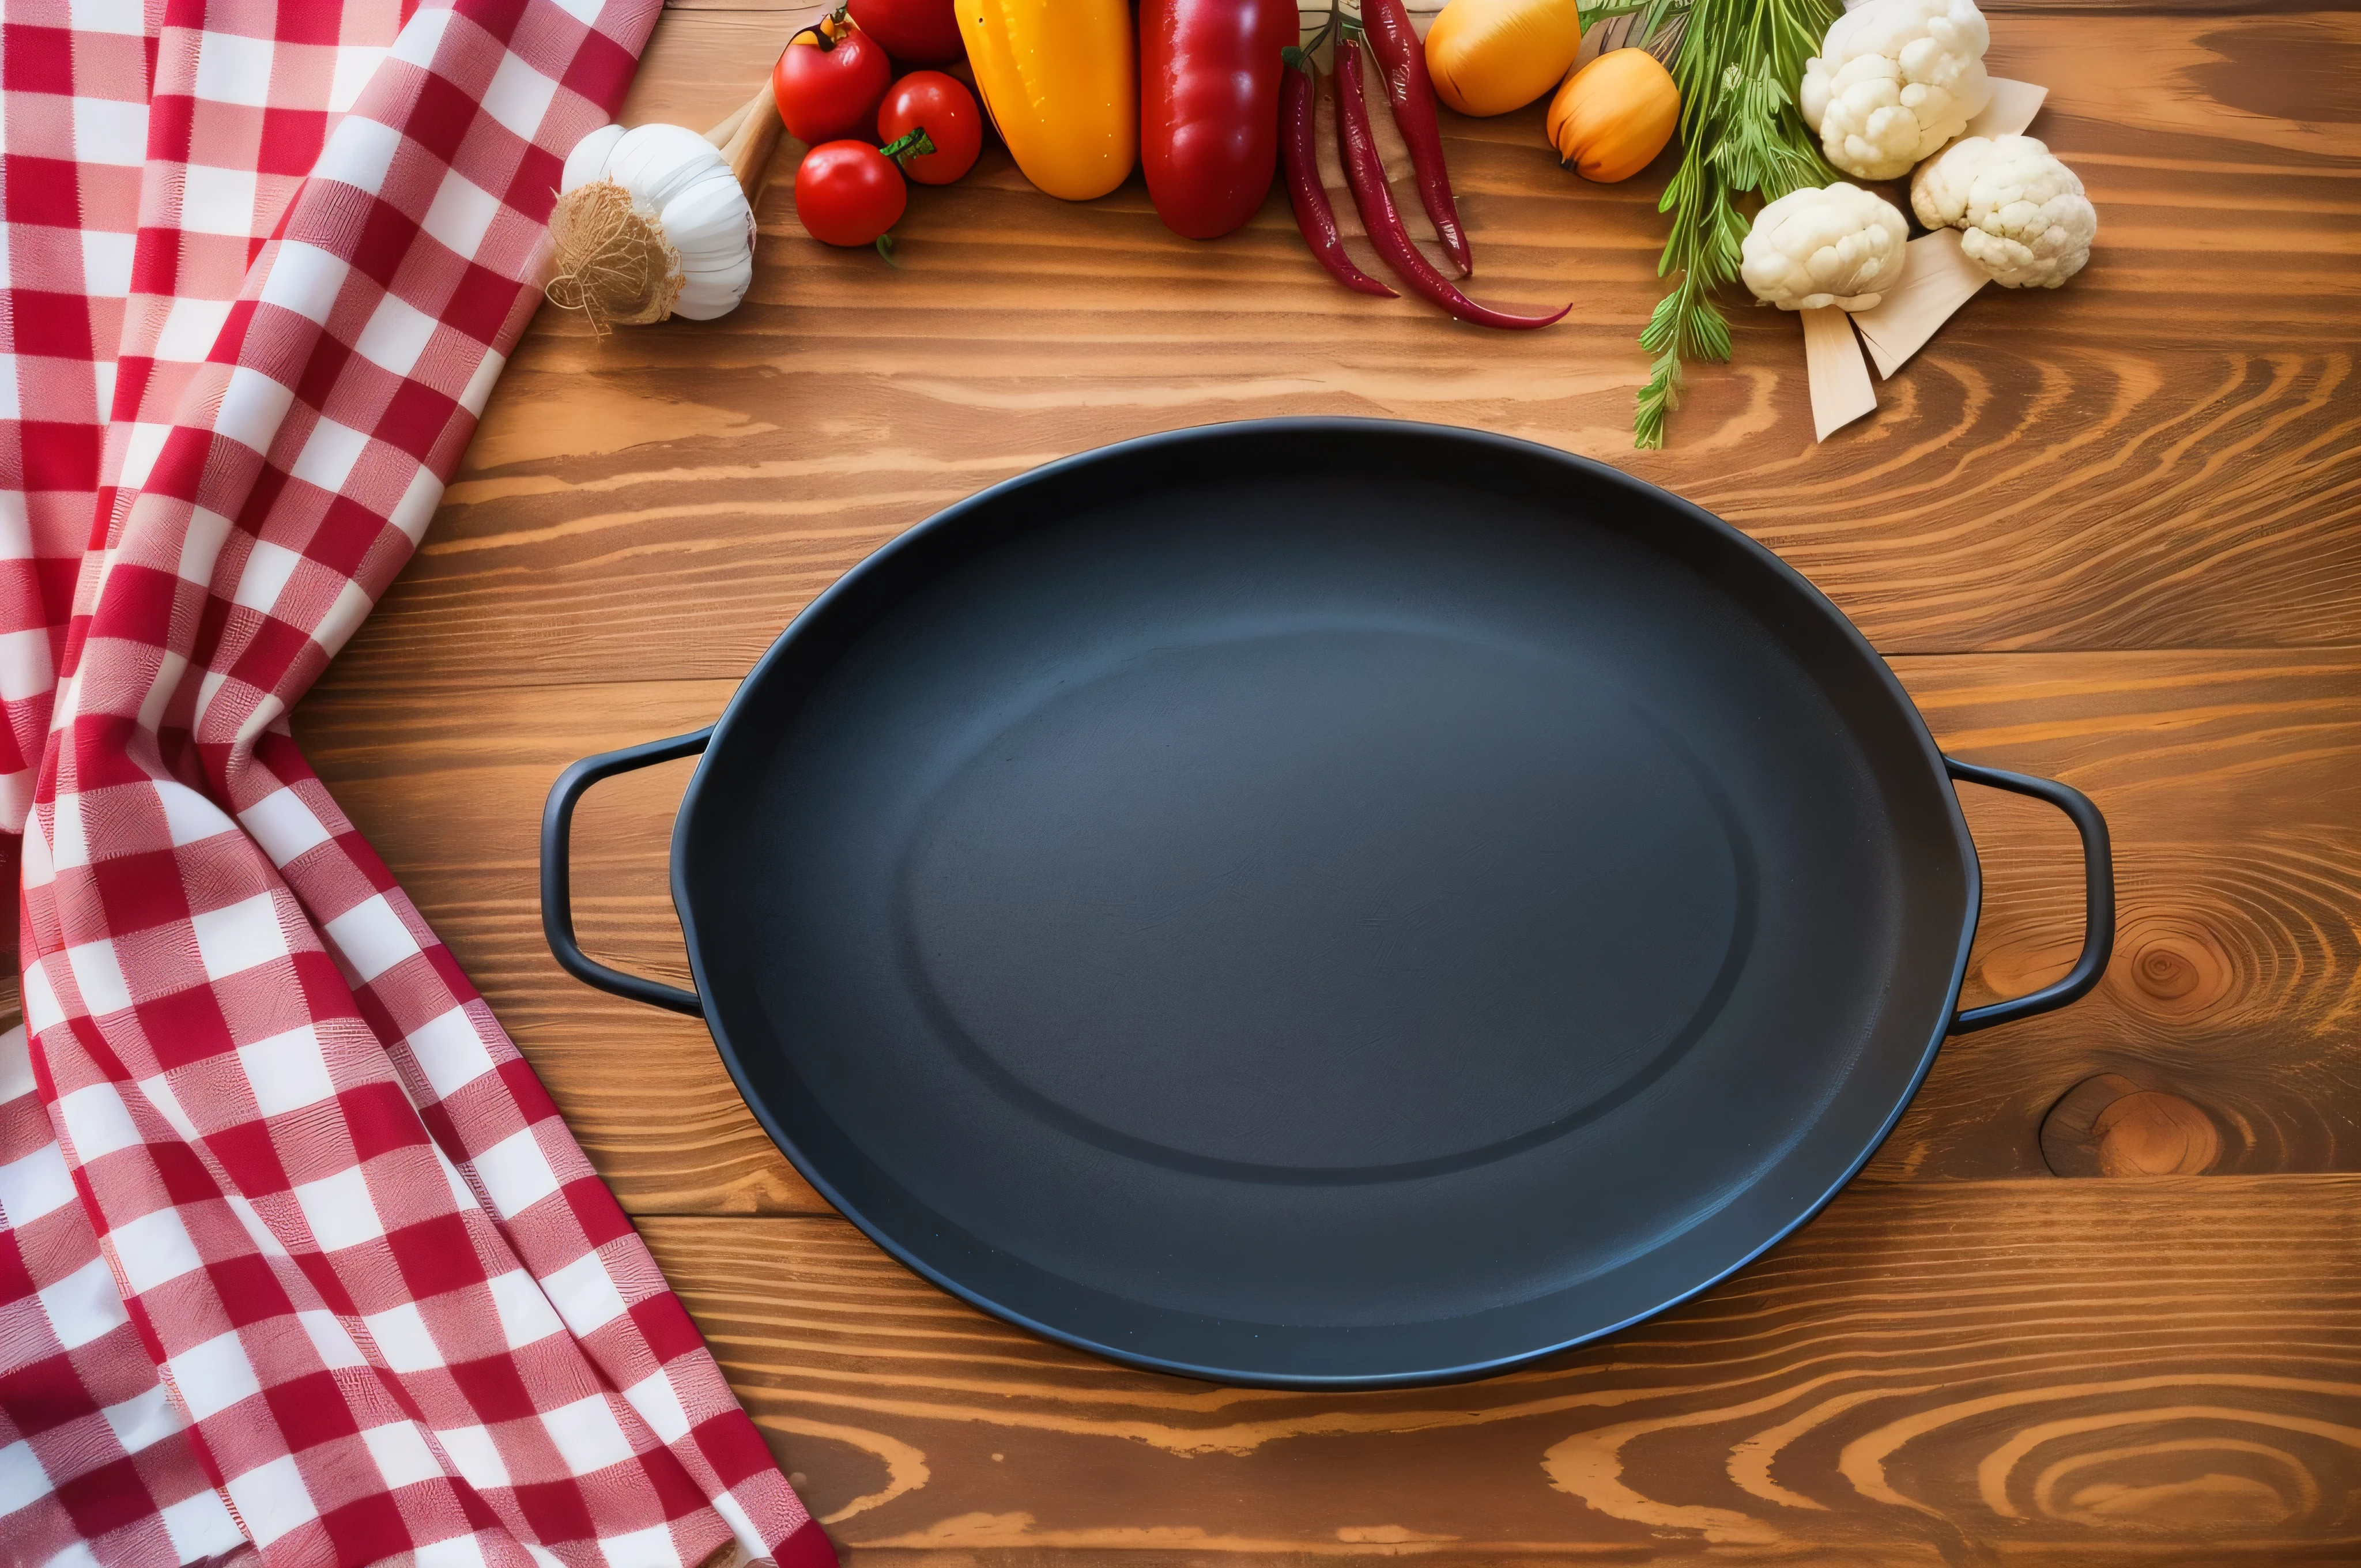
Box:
(548, 122), (756, 330)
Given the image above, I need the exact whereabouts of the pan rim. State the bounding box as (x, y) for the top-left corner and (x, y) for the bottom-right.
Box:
(667, 416), (1983, 1390)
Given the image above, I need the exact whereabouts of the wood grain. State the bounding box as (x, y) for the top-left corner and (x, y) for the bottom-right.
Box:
(294, 678), (836, 1216)
(291, 649), (2361, 1212)
(309, 10), (2361, 706)
(640, 1176), (2361, 1563)
(274, 3), (2361, 1556)
(1876, 651), (2361, 1180)
(2043, 1073), (2230, 1175)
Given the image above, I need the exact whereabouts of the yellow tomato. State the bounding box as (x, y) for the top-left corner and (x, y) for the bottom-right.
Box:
(1545, 48), (1680, 182)
(957, 0), (1137, 201)
(1425, 0), (1586, 118)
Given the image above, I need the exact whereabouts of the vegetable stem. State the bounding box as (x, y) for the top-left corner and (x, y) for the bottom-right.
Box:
(1631, 0), (1838, 448)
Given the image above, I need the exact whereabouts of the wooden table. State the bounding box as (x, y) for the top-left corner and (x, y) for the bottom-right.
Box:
(298, 1), (2361, 1560)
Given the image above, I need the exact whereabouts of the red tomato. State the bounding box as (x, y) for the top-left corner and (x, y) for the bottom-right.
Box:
(877, 71), (982, 185)
(847, 0), (965, 65)
(772, 20), (893, 146)
(1140, 0), (1298, 240)
(795, 140), (910, 247)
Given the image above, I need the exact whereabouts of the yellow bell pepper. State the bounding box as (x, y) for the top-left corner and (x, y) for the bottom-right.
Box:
(957, 0), (1137, 202)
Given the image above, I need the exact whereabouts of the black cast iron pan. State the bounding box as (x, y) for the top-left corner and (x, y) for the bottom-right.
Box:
(542, 419), (2111, 1389)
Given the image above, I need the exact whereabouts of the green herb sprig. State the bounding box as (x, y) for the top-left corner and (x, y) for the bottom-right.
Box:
(1632, 0), (1838, 449)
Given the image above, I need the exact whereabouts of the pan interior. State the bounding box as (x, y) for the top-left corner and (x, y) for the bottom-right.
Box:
(896, 626), (1752, 1178)
(681, 429), (1970, 1384)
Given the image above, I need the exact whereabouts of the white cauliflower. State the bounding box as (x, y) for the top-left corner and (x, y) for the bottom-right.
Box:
(1740, 183), (1910, 311)
(1800, 0), (1993, 181)
(1911, 134), (2096, 287)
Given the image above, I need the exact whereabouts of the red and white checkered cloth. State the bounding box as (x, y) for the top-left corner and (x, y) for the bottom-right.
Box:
(0, 2), (833, 1565)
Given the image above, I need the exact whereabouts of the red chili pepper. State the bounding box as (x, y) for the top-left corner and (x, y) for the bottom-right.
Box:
(1334, 36), (1567, 330)
(1360, 0), (1472, 277)
(1280, 48), (1396, 298)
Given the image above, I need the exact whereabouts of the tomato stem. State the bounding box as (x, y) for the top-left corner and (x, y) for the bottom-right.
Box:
(880, 127), (936, 164)
(875, 232), (899, 267)
(791, 4), (849, 52)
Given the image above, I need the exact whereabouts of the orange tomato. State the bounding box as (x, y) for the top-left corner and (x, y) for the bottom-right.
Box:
(1425, 0), (1585, 118)
(1545, 48), (1679, 183)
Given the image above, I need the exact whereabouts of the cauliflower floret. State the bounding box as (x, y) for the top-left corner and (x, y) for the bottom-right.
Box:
(1911, 134), (2096, 287)
(1740, 183), (1910, 311)
(1800, 0), (1993, 180)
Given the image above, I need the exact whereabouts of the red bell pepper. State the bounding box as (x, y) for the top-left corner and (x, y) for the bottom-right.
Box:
(1140, 0), (1302, 240)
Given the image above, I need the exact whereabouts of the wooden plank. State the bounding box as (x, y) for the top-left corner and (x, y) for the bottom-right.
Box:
(638, 1175), (2361, 1564)
(312, 10), (2361, 703)
(289, 649), (2361, 1216)
(1883, 652), (2361, 1180)
(288, 676), (837, 1216)
(268, 5), (2361, 1556)
(617, 9), (785, 133)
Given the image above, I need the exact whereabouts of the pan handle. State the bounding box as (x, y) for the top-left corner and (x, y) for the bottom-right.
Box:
(541, 728), (712, 1019)
(1944, 757), (2114, 1035)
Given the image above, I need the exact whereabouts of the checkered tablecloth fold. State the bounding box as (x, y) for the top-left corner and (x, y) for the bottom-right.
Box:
(0, 3), (832, 1564)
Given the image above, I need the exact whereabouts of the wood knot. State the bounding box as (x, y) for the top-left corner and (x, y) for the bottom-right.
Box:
(2110, 916), (2236, 1022)
(2031, 1436), (2318, 1531)
(2090, 1091), (2223, 1176)
(2041, 1073), (2225, 1177)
